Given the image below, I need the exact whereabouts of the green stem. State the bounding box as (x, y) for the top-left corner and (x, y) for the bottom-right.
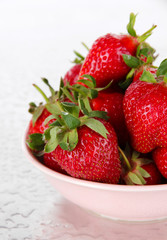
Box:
(118, 146), (131, 171)
(33, 84), (49, 103)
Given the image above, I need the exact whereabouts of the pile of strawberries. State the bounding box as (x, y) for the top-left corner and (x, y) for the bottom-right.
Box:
(27, 13), (167, 185)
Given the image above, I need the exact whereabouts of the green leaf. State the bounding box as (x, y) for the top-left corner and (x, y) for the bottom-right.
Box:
(32, 105), (45, 126)
(84, 118), (109, 139)
(44, 127), (62, 153)
(122, 54), (141, 68)
(138, 166), (151, 178)
(80, 74), (96, 88)
(48, 120), (61, 127)
(61, 87), (75, 102)
(156, 59), (167, 76)
(26, 133), (45, 151)
(44, 127), (53, 141)
(77, 79), (94, 88)
(68, 128), (78, 150)
(61, 112), (81, 130)
(59, 133), (69, 150)
(82, 97), (92, 112)
(44, 115), (56, 126)
(128, 172), (143, 185)
(90, 89), (98, 99)
(78, 98), (89, 115)
(140, 70), (157, 83)
(127, 12), (137, 37)
(72, 84), (89, 97)
(61, 102), (80, 117)
(45, 103), (61, 116)
(88, 110), (109, 120)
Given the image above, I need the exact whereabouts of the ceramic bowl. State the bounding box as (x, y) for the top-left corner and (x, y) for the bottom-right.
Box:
(23, 135), (167, 222)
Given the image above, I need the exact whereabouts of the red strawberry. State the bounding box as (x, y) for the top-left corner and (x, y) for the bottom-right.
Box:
(91, 90), (129, 146)
(63, 64), (82, 86)
(43, 153), (67, 174)
(153, 147), (167, 179)
(27, 108), (52, 135)
(123, 65), (167, 153)
(44, 120), (121, 183)
(79, 13), (156, 87)
(141, 163), (162, 185)
(119, 146), (162, 185)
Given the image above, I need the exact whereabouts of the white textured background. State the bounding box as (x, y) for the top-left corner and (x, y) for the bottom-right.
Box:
(1, 0), (167, 239)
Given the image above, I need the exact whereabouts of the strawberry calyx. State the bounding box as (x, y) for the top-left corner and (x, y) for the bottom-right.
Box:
(28, 78), (59, 127)
(27, 76), (111, 155)
(119, 13), (157, 90)
(59, 74), (113, 115)
(140, 58), (167, 84)
(120, 43), (156, 89)
(119, 145), (152, 185)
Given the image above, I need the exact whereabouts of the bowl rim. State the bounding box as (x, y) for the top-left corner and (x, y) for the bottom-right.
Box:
(23, 131), (167, 193)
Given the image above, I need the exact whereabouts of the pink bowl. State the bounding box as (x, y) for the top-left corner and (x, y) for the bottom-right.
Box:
(23, 135), (167, 222)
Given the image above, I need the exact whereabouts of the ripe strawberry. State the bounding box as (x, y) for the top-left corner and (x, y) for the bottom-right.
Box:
(63, 64), (82, 86)
(90, 90), (129, 146)
(119, 146), (162, 185)
(153, 147), (167, 179)
(79, 13), (156, 87)
(43, 153), (67, 174)
(44, 119), (121, 183)
(123, 60), (167, 153)
(27, 108), (52, 135)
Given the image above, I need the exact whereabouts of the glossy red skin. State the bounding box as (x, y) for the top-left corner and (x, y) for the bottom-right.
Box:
(133, 66), (157, 82)
(45, 120), (121, 183)
(63, 64), (82, 86)
(43, 153), (67, 174)
(123, 80), (167, 153)
(79, 34), (138, 87)
(142, 163), (162, 185)
(153, 147), (167, 179)
(27, 108), (52, 135)
(91, 90), (129, 146)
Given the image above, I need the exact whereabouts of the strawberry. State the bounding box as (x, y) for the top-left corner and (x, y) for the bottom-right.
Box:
(44, 119), (121, 183)
(27, 76), (121, 183)
(63, 64), (82, 86)
(79, 13), (156, 87)
(27, 108), (52, 135)
(153, 147), (167, 179)
(119, 146), (162, 185)
(90, 90), (129, 146)
(123, 59), (167, 153)
(43, 153), (67, 174)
